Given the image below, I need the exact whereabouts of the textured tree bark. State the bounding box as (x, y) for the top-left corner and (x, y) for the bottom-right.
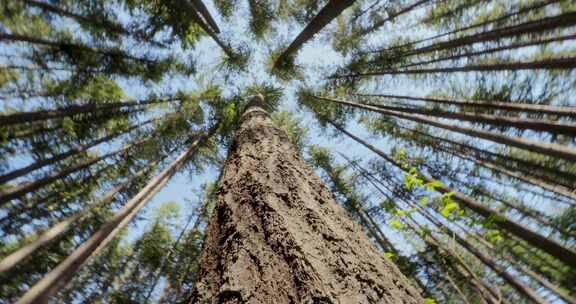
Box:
(190, 96), (423, 303)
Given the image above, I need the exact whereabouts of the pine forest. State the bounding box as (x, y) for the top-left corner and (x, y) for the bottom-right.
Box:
(0, 0), (575, 303)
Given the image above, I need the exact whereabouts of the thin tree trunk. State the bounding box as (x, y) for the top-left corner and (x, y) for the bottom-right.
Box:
(443, 271), (473, 304)
(399, 125), (576, 189)
(452, 148), (576, 203)
(406, 197), (547, 304)
(15, 130), (214, 304)
(22, 0), (167, 48)
(356, 0), (433, 38)
(362, 100), (576, 135)
(396, 34), (576, 69)
(0, 155), (164, 274)
(402, 127), (576, 201)
(314, 96), (576, 162)
(179, 0), (234, 57)
(357, 163), (503, 304)
(328, 120), (576, 267)
(352, 93), (576, 118)
(0, 33), (158, 64)
(455, 219), (576, 304)
(23, 0), (127, 35)
(0, 138), (148, 206)
(0, 117), (158, 184)
(142, 205), (202, 302)
(0, 96), (176, 127)
(190, 96), (422, 303)
(338, 57), (576, 77)
(370, 0), (562, 54)
(273, 0), (356, 69)
(387, 12), (576, 59)
(190, 0), (221, 33)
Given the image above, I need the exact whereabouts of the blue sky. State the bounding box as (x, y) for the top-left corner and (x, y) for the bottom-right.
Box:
(2, 2), (574, 302)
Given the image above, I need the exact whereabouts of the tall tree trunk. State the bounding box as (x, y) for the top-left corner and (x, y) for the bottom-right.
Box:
(395, 34), (576, 69)
(370, 0), (561, 54)
(0, 138), (148, 206)
(398, 125), (576, 189)
(273, 0), (356, 69)
(362, 100), (576, 135)
(14, 129), (214, 304)
(0, 33), (158, 64)
(190, 0), (221, 33)
(0, 155), (164, 274)
(357, 163), (502, 304)
(346, 57), (576, 76)
(352, 93), (576, 118)
(328, 120), (576, 267)
(314, 96), (576, 162)
(0, 117), (158, 184)
(355, 0), (433, 38)
(388, 12), (576, 59)
(190, 96), (422, 303)
(408, 199), (547, 304)
(0, 96), (175, 127)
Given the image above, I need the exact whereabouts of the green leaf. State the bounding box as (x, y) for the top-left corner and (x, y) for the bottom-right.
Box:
(389, 219), (404, 230)
(441, 202), (459, 218)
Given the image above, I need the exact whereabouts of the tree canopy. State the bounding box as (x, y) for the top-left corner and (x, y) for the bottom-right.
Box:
(1, 0), (575, 303)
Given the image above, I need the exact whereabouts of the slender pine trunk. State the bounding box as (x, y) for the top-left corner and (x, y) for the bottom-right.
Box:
(328, 120), (576, 267)
(363, 100), (576, 135)
(190, 0), (221, 33)
(352, 93), (576, 117)
(370, 0), (561, 54)
(315, 96), (576, 162)
(0, 97), (175, 127)
(400, 34), (576, 69)
(190, 96), (422, 303)
(391, 12), (576, 59)
(347, 57), (576, 76)
(356, 0), (433, 38)
(14, 130), (213, 304)
(0, 155), (164, 274)
(274, 0), (356, 69)
(0, 138), (148, 206)
(0, 117), (158, 184)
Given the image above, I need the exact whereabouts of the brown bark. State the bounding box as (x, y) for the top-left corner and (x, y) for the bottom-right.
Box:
(190, 96), (423, 303)
(352, 93), (576, 118)
(315, 96), (576, 162)
(328, 120), (576, 267)
(364, 100), (576, 135)
(273, 0), (356, 69)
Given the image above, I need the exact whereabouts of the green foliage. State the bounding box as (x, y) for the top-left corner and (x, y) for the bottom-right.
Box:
(271, 111), (309, 152)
